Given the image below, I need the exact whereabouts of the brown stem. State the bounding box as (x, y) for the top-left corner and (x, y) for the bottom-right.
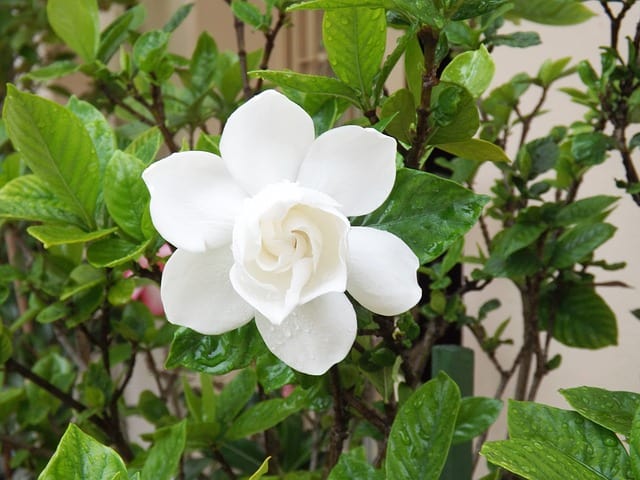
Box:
(599, 0), (637, 50)
(255, 9), (288, 92)
(326, 367), (348, 474)
(226, 0), (252, 99)
(149, 74), (179, 152)
(213, 448), (237, 479)
(343, 389), (389, 435)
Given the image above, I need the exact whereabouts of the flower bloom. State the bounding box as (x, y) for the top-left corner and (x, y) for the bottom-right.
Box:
(142, 90), (421, 375)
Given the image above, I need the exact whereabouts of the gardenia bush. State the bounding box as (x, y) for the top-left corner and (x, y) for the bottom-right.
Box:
(1, 0), (640, 479)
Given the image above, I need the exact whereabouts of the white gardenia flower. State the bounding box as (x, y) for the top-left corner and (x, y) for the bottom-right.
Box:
(142, 90), (421, 375)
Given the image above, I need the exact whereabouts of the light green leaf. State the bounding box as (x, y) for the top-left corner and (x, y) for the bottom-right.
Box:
(373, 24), (418, 101)
(231, 0), (267, 30)
(451, 0), (510, 20)
(0, 175), (85, 227)
(509, 0), (595, 25)
(549, 222), (616, 269)
(141, 421), (187, 480)
(538, 57), (572, 87)
(560, 387), (640, 437)
(38, 424), (127, 480)
(436, 138), (509, 163)
(452, 397), (502, 445)
(163, 3), (194, 32)
(508, 401), (630, 479)
(250, 71), (359, 103)
(133, 30), (170, 73)
(97, 4), (146, 63)
(481, 438), (608, 480)
(328, 447), (383, 480)
(3, 86), (100, 230)
(67, 97), (116, 173)
(46, 0), (99, 62)
(323, 6), (386, 99)
(124, 127), (163, 165)
(104, 151), (150, 241)
(86, 237), (149, 268)
(381, 89), (415, 144)
(290, 0), (391, 11)
(24, 61), (79, 81)
(249, 457), (271, 480)
(386, 372), (461, 480)
(352, 168), (488, 264)
(441, 45), (495, 98)
(27, 225), (117, 248)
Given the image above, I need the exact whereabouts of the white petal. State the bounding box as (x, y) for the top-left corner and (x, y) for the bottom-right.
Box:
(297, 126), (397, 216)
(142, 151), (247, 252)
(255, 293), (357, 375)
(161, 247), (254, 335)
(346, 227), (421, 316)
(220, 90), (315, 195)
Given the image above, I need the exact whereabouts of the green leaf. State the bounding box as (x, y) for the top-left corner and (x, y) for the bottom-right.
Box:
(225, 387), (309, 440)
(249, 457), (271, 480)
(256, 352), (296, 393)
(386, 372), (461, 480)
(451, 0), (509, 20)
(163, 3), (194, 32)
(231, 0), (267, 30)
(61, 264), (105, 301)
(0, 324), (12, 364)
(509, 0), (595, 25)
(441, 45), (495, 98)
(549, 222), (616, 269)
(38, 424), (127, 480)
(538, 57), (572, 87)
(323, 6), (386, 99)
(428, 83), (479, 144)
(380, 89), (416, 144)
(166, 323), (265, 375)
(554, 196), (618, 226)
(141, 421), (187, 480)
(218, 369), (257, 424)
(124, 127), (163, 165)
(373, 24), (418, 101)
(452, 397), (502, 445)
(352, 168), (488, 264)
(3, 86), (100, 230)
(97, 5), (146, 63)
(250, 71), (359, 103)
(571, 132), (612, 166)
(0, 175), (85, 227)
(540, 283), (617, 349)
(436, 139), (509, 163)
(24, 60), (79, 81)
(560, 386), (640, 437)
(630, 406), (640, 479)
(481, 438), (608, 480)
(104, 151), (150, 241)
(491, 222), (546, 258)
(189, 32), (219, 95)
(328, 447), (383, 480)
(133, 30), (170, 73)
(508, 400), (630, 479)
(27, 225), (117, 248)
(489, 31), (541, 48)
(46, 0), (99, 62)
(86, 237), (149, 268)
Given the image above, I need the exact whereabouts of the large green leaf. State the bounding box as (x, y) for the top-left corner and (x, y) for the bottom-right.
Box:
(27, 225), (117, 248)
(441, 45), (495, 98)
(38, 424), (127, 480)
(141, 421), (187, 480)
(46, 0), (99, 62)
(560, 387), (640, 437)
(104, 151), (150, 241)
(508, 401), (631, 479)
(549, 222), (616, 269)
(436, 139), (509, 163)
(67, 97), (116, 173)
(385, 372), (461, 480)
(3, 86), (100, 230)
(630, 406), (640, 479)
(124, 127), (163, 166)
(0, 175), (85, 227)
(322, 6), (386, 98)
(553, 196), (618, 227)
(509, 0), (594, 25)
(250, 71), (359, 103)
(352, 168), (488, 264)
(481, 438), (608, 480)
(452, 397), (502, 445)
(166, 323), (265, 375)
(328, 447), (383, 480)
(540, 283), (617, 349)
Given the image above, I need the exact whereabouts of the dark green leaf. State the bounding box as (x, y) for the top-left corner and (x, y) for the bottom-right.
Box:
(189, 32), (218, 95)
(373, 24), (418, 101)
(452, 397), (502, 445)
(560, 387), (640, 437)
(141, 421), (187, 480)
(250, 71), (359, 103)
(549, 222), (616, 268)
(508, 400), (631, 479)
(27, 225), (117, 248)
(3, 86), (100, 230)
(39, 424), (127, 480)
(218, 369), (257, 423)
(353, 168), (488, 264)
(256, 353), (296, 393)
(386, 372), (461, 480)
(86, 237), (149, 268)
(629, 405), (640, 479)
(571, 132), (612, 166)
(98, 4), (146, 63)
(380, 89), (415, 144)
(138, 390), (172, 426)
(163, 3), (194, 32)
(554, 196), (618, 226)
(451, 0), (509, 20)
(166, 323), (265, 375)
(489, 31), (541, 48)
(46, 0), (99, 62)
(0, 325), (12, 364)
(328, 447), (383, 480)
(428, 83), (479, 144)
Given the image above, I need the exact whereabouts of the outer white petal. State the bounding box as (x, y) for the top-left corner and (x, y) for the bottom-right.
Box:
(346, 227), (421, 316)
(220, 90), (315, 195)
(142, 151), (247, 252)
(297, 125), (397, 216)
(161, 247), (254, 335)
(255, 293), (357, 375)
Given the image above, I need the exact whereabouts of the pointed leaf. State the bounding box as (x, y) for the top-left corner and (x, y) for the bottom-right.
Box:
(441, 45), (495, 98)
(27, 225), (117, 248)
(67, 96), (116, 173)
(46, 0), (99, 62)
(510, 0), (595, 25)
(328, 447), (383, 480)
(436, 139), (509, 163)
(250, 71), (359, 103)
(141, 421), (187, 480)
(452, 397), (502, 445)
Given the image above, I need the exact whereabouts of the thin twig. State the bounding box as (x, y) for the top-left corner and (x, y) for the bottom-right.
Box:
(326, 367), (348, 474)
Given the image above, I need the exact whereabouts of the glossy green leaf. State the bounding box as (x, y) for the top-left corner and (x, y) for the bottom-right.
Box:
(404, 36), (424, 106)
(290, 0), (390, 9)
(46, 0), (99, 62)
(508, 401), (631, 479)
(133, 30), (170, 72)
(141, 421), (187, 480)
(452, 397), (502, 445)
(554, 196), (618, 226)
(124, 127), (163, 165)
(323, 6), (386, 98)
(218, 369), (257, 424)
(510, 0), (594, 25)
(67, 96), (116, 173)
(436, 138), (509, 163)
(249, 457), (271, 480)
(38, 424), (127, 480)
(629, 406), (640, 479)
(256, 352), (296, 393)
(451, 0), (509, 20)
(86, 237), (149, 268)
(328, 447), (383, 480)
(225, 387), (309, 441)
(441, 45), (495, 98)
(549, 222), (616, 268)
(104, 151), (150, 241)
(386, 372), (461, 480)
(571, 132), (612, 166)
(481, 438), (608, 480)
(250, 71), (359, 103)
(166, 323), (265, 375)
(428, 83), (479, 144)
(3, 86), (100, 229)
(0, 175), (85, 227)
(27, 225), (117, 248)
(540, 283), (616, 349)
(490, 223), (546, 258)
(560, 387), (640, 437)
(352, 168), (488, 264)
(97, 4), (146, 63)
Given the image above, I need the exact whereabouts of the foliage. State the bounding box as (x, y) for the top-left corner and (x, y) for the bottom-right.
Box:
(0, 0), (639, 479)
